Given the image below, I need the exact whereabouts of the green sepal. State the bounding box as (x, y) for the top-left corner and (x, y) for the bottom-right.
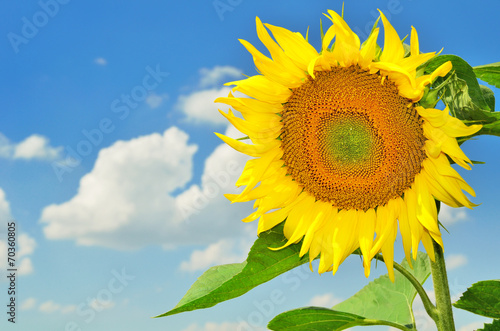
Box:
(454, 280), (500, 319)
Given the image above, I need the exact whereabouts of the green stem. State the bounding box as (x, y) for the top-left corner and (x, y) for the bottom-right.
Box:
(430, 239), (456, 331)
(393, 261), (439, 323)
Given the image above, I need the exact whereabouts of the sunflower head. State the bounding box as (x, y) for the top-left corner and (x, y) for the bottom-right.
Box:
(216, 9), (481, 280)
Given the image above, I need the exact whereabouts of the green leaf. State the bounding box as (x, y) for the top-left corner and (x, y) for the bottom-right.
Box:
(157, 223), (308, 317)
(333, 252), (431, 329)
(424, 54), (491, 111)
(478, 319), (500, 331)
(268, 307), (377, 331)
(454, 280), (500, 319)
(474, 62), (500, 88)
(422, 55), (500, 137)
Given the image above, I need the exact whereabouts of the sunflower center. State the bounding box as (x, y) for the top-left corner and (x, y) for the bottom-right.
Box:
(323, 116), (377, 166)
(281, 66), (426, 210)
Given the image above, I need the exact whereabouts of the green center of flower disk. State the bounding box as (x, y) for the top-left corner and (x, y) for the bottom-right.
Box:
(323, 118), (376, 166)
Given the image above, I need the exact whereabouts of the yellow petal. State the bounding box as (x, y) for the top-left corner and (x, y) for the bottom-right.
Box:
(263, 22), (319, 71)
(358, 208), (376, 269)
(359, 28), (379, 68)
(378, 10), (404, 63)
(226, 75), (292, 104)
(215, 132), (278, 157)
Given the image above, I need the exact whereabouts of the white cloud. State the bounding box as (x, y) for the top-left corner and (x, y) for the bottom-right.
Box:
(439, 205), (469, 226)
(178, 87), (233, 125)
(20, 298), (37, 310)
(18, 233), (36, 258)
(94, 57), (107, 66)
(309, 293), (342, 307)
(0, 133), (62, 161)
(61, 305), (77, 314)
(41, 126), (253, 250)
(0, 189), (36, 277)
(182, 322), (267, 331)
(18, 257), (34, 276)
(0, 133), (12, 158)
(199, 66), (241, 88)
(446, 254), (467, 271)
(180, 238), (252, 272)
(89, 298), (115, 311)
(0, 188), (11, 220)
(146, 92), (168, 109)
(39, 300), (61, 313)
(38, 300), (76, 314)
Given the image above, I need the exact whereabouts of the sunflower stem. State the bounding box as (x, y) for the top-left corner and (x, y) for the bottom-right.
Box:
(430, 239), (456, 331)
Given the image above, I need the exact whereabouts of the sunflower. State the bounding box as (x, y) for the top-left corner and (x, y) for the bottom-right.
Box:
(215, 10), (481, 280)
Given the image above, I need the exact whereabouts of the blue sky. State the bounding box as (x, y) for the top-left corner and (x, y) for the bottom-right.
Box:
(0, 1), (499, 330)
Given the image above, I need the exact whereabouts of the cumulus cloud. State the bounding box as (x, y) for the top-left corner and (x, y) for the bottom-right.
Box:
(94, 57), (107, 66)
(38, 300), (76, 314)
(18, 257), (34, 276)
(20, 298), (37, 310)
(89, 298), (115, 311)
(13, 134), (62, 160)
(39, 300), (61, 313)
(0, 188), (11, 220)
(199, 66), (241, 88)
(439, 205), (469, 226)
(446, 254), (468, 271)
(41, 126), (253, 250)
(180, 238), (252, 272)
(146, 92), (168, 109)
(0, 189), (36, 277)
(0, 133), (12, 158)
(18, 233), (37, 258)
(309, 293), (342, 307)
(0, 133), (62, 161)
(178, 87), (233, 125)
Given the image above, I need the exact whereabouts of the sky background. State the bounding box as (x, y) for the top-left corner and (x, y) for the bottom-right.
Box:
(0, 1), (499, 330)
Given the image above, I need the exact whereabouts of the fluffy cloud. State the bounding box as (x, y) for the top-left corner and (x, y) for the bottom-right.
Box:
(146, 92), (168, 109)
(94, 57), (107, 66)
(446, 254), (468, 270)
(0, 189), (36, 277)
(20, 298), (37, 310)
(439, 205), (469, 226)
(199, 66), (241, 88)
(178, 87), (233, 125)
(308, 293), (342, 307)
(18, 257), (34, 276)
(0, 188), (11, 220)
(39, 300), (61, 313)
(38, 300), (76, 314)
(41, 126), (253, 250)
(0, 133), (62, 161)
(180, 237), (252, 272)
